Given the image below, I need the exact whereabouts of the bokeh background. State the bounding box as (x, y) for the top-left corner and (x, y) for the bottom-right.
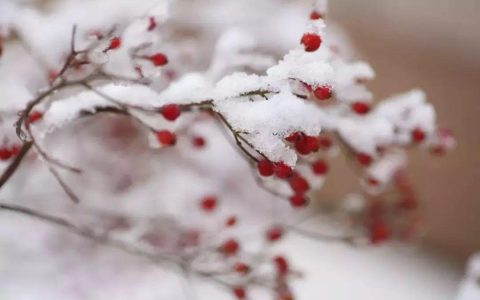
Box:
(324, 0), (480, 261)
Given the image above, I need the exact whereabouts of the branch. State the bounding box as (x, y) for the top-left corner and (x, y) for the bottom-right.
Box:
(0, 142), (33, 188)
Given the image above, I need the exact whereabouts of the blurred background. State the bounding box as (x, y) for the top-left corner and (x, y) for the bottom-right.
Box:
(324, 0), (480, 261)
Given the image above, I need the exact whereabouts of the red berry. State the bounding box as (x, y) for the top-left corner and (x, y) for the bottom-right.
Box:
(430, 145), (445, 155)
(0, 148), (12, 161)
(273, 255), (289, 275)
(370, 220), (391, 244)
(310, 10), (323, 20)
(200, 196), (217, 212)
(312, 159), (328, 175)
(192, 136), (206, 148)
(160, 104), (180, 121)
(27, 111), (43, 124)
(147, 16), (157, 31)
(351, 101), (370, 115)
(289, 194), (307, 208)
(318, 136), (332, 149)
(10, 144), (21, 156)
(356, 153), (372, 167)
(257, 160), (274, 177)
(149, 53), (168, 67)
(295, 135), (319, 155)
(411, 128), (426, 143)
(266, 226), (283, 242)
(285, 132), (301, 143)
(288, 174), (309, 194)
(155, 130), (176, 146)
(233, 262), (250, 274)
(313, 85), (332, 101)
(225, 215), (237, 227)
(366, 177), (379, 186)
(221, 238), (240, 255)
(233, 287), (246, 299)
(107, 37), (121, 50)
(274, 162), (293, 179)
(304, 136), (320, 153)
(301, 33), (322, 52)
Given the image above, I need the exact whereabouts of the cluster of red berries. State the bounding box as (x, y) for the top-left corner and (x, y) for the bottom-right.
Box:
(255, 134), (336, 208)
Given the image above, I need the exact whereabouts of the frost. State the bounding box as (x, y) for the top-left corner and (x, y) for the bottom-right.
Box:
(157, 73), (213, 104)
(267, 49), (334, 86)
(44, 84), (161, 131)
